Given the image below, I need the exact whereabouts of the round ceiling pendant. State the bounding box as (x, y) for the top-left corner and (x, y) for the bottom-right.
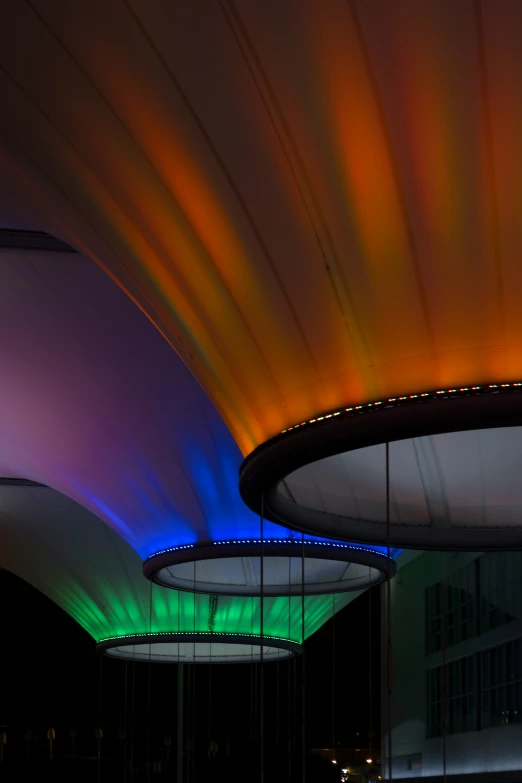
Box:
(240, 384), (522, 550)
(97, 632), (300, 664)
(143, 537), (395, 596)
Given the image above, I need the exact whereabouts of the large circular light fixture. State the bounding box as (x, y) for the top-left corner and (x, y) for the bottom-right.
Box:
(143, 538), (393, 595)
(240, 385), (522, 549)
(97, 632), (300, 664)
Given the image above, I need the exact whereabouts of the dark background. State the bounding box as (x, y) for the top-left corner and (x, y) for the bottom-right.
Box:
(0, 569), (380, 775)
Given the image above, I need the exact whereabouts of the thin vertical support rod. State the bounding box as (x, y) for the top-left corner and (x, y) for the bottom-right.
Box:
(368, 568), (372, 763)
(98, 650), (103, 729)
(250, 595), (255, 742)
(288, 554), (292, 783)
(147, 580), (152, 783)
(186, 666), (191, 783)
(177, 591), (182, 782)
(124, 660), (128, 783)
(98, 651), (103, 783)
(293, 652), (297, 748)
(301, 533), (306, 783)
(332, 593), (336, 757)
(260, 494), (265, 783)
(192, 561), (196, 783)
(441, 551), (447, 783)
(177, 664), (184, 783)
(208, 591), (213, 758)
(385, 442), (392, 782)
(276, 659), (280, 744)
(208, 660), (212, 757)
(130, 661), (135, 782)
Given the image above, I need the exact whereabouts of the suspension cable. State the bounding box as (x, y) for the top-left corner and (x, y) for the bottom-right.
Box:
(147, 580), (152, 783)
(441, 551), (447, 783)
(332, 592), (336, 759)
(260, 495), (265, 783)
(386, 442), (392, 783)
(301, 533), (306, 783)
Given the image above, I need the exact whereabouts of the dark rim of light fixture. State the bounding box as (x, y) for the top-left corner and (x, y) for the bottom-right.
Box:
(239, 383), (522, 551)
(143, 538), (395, 596)
(96, 631), (301, 663)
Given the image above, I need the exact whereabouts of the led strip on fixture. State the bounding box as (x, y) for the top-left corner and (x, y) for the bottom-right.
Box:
(147, 538), (390, 560)
(278, 383), (522, 438)
(98, 630), (297, 646)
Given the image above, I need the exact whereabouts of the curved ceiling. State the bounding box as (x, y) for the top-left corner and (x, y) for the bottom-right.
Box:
(0, 244), (393, 590)
(0, 0), (521, 456)
(0, 483), (351, 660)
(0, 244), (259, 559)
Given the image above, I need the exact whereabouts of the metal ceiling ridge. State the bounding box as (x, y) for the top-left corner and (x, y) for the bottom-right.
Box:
(0, 228), (77, 253)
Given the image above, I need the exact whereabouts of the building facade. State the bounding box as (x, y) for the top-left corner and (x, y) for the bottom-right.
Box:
(383, 550), (522, 780)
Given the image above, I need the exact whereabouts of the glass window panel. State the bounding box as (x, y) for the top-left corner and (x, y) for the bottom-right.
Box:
(499, 684), (507, 716)
(506, 682), (514, 713)
(490, 687), (498, 725)
(490, 648), (497, 685)
(496, 647), (502, 683)
(454, 698), (462, 733)
(506, 581), (514, 620)
(482, 689), (491, 730)
(514, 683), (522, 722)
(483, 651), (490, 688)
(467, 695), (473, 731)
(507, 641), (514, 682)
(447, 700), (454, 735)
(468, 657), (473, 680)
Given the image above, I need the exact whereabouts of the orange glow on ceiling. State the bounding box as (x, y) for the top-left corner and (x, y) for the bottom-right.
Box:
(1, 0), (522, 454)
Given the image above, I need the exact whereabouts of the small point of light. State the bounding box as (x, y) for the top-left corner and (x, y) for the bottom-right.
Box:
(332, 759), (337, 764)
(366, 758), (373, 764)
(279, 381), (522, 439)
(341, 769), (348, 774)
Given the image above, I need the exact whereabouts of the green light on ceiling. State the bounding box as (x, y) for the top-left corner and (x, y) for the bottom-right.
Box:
(59, 585), (350, 645)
